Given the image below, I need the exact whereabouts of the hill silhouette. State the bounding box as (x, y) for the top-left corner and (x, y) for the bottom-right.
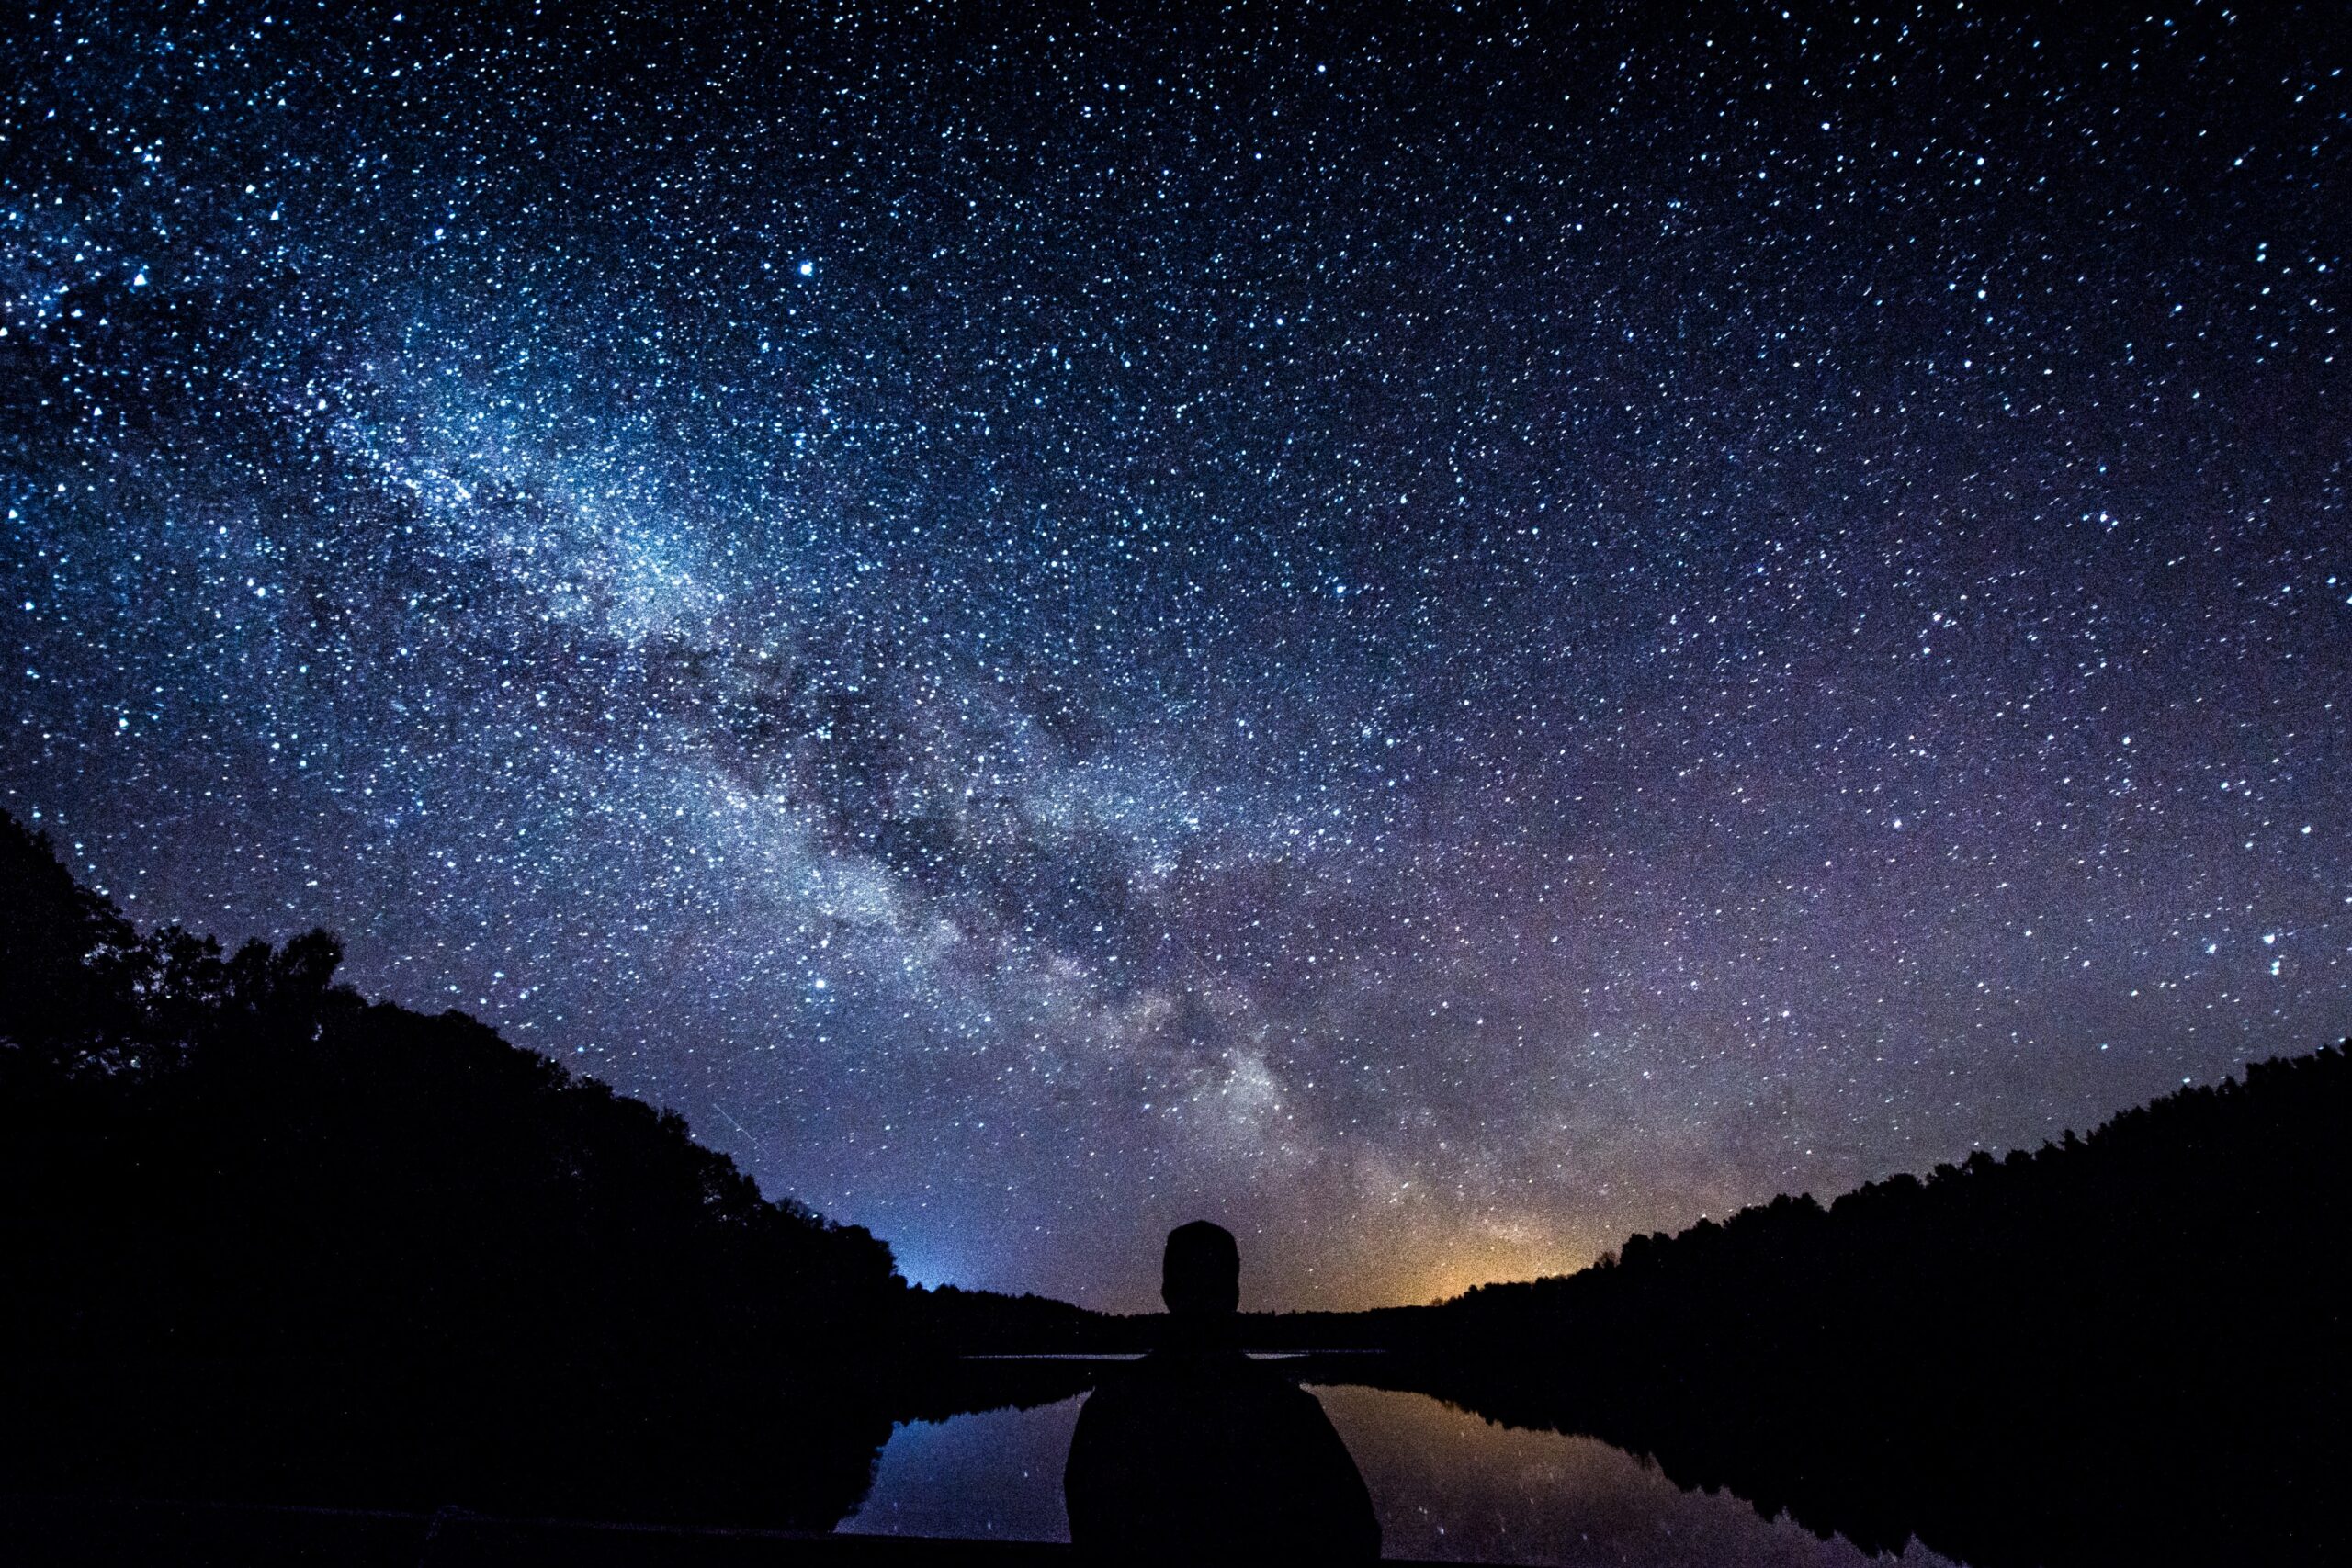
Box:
(0, 810), (901, 1527)
(897, 1044), (2346, 1564)
(1396, 1042), (2348, 1566)
(6, 806), (2344, 1563)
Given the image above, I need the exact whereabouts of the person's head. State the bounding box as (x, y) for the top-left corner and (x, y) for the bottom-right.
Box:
(1161, 1220), (1241, 1318)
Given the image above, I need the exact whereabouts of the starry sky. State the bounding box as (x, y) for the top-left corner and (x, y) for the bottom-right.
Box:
(4, 2), (2346, 1310)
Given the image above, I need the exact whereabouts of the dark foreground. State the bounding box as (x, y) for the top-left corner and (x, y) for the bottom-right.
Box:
(1, 1493), (1064, 1566)
(2, 1493), (1459, 1567)
(4, 819), (2343, 1566)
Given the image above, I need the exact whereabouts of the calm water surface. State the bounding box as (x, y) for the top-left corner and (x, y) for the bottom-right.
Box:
(842, 1381), (1962, 1566)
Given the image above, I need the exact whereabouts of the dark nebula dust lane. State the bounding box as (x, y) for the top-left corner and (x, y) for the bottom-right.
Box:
(4, 2), (2346, 1306)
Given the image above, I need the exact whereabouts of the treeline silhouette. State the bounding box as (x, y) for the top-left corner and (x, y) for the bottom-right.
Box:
(0, 810), (918, 1527)
(1404, 1044), (2348, 1566)
(10, 806), (2345, 1563)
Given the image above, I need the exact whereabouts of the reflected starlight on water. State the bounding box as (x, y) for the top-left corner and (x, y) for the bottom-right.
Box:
(846, 1381), (1962, 1567)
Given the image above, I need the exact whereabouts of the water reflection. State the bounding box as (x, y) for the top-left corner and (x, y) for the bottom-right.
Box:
(848, 1375), (1957, 1567)
(845, 1394), (1087, 1542)
(1317, 1385), (1956, 1567)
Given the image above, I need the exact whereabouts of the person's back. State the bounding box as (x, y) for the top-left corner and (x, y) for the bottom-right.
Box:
(1062, 1222), (1378, 1563)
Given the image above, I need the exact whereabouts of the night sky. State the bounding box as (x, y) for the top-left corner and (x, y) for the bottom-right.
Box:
(5, 2), (2346, 1309)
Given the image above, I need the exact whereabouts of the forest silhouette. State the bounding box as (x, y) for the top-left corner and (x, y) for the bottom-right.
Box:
(3, 807), (2343, 1564)
(0, 810), (906, 1527)
(1392, 1043), (2347, 1567)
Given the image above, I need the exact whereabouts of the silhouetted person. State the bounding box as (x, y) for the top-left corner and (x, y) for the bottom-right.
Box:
(1063, 1221), (1379, 1562)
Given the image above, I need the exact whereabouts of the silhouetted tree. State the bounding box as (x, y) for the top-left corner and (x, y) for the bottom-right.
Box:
(0, 811), (903, 1528)
(1395, 1041), (2350, 1567)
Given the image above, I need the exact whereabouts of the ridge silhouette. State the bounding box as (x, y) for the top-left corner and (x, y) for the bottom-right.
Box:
(0, 810), (900, 1527)
(10, 802), (2345, 1566)
(1062, 1221), (1378, 1563)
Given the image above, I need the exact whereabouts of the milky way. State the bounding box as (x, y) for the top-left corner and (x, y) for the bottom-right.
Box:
(4, 2), (2346, 1307)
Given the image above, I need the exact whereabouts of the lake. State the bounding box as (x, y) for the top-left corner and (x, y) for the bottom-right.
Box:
(843, 1369), (1962, 1566)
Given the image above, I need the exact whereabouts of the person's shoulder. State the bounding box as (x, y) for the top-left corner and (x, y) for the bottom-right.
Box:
(1225, 1353), (1310, 1390)
(1122, 1348), (1228, 1380)
(1250, 1366), (1342, 1425)
(1081, 1354), (1177, 1406)
(1199, 1354), (1316, 1407)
